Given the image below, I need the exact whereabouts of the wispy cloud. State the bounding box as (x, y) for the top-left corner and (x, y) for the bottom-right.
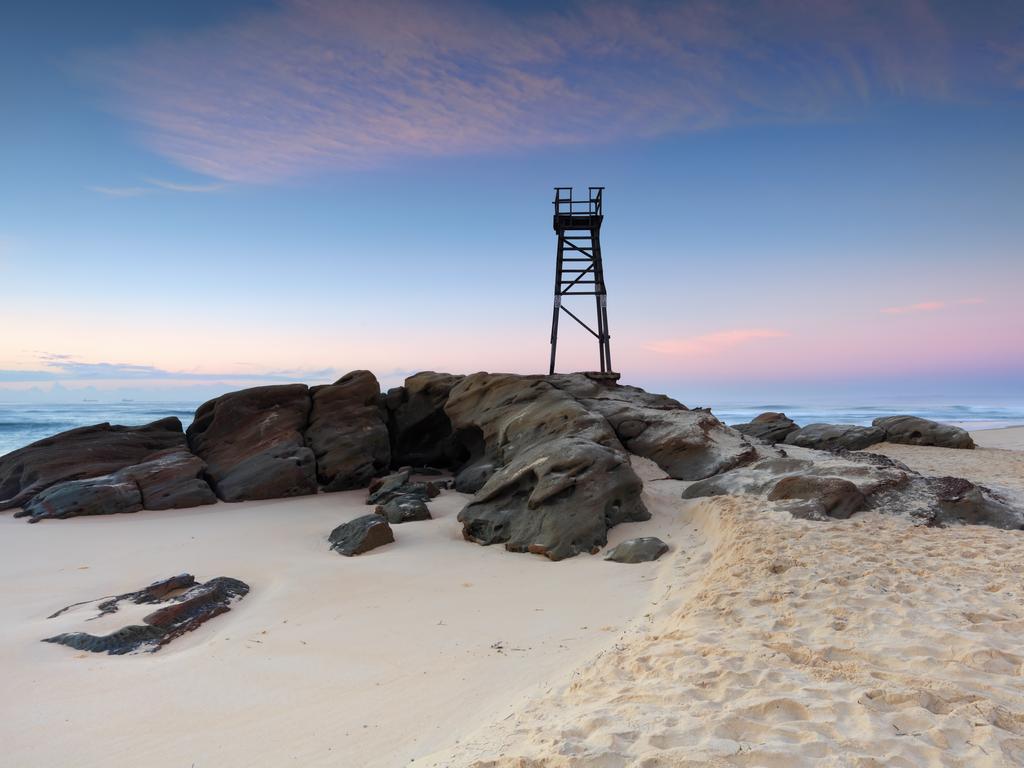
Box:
(645, 328), (789, 357)
(88, 179), (226, 197)
(76, 0), (1013, 183)
(880, 298), (986, 315)
(0, 353), (338, 383)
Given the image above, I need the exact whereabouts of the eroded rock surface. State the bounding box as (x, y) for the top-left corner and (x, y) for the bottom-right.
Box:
(0, 418), (187, 511)
(375, 496), (431, 524)
(329, 514), (395, 555)
(16, 449), (216, 522)
(308, 370), (391, 490)
(732, 412), (800, 445)
(605, 537), (669, 563)
(43, 574), (249, 654)
(384, 372), (467, 468)
(783, 423), (886, 451)
(873, 416), (975, 449)
(547, 374), (761, 480)
(446, 373), (648, 560)
(187, 384), (317, 501)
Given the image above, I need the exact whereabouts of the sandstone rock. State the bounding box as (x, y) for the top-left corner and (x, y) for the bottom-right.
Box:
(767, 475), (866, 519)
(119, 450), (218, 510)
(454, 459), (495, 494)
(446, 373), (648, 561)
(366, 470), (411, 504)
(0, 418), (187, 511)
(384, 372), (468, 468)
(329, 514), (395, 555)
(783, 423), (885, 451)
(928, 476), (1023, 529)
(873, 416), (975, 449)
(43, 575), (249, 654)
(187, 384), (317, 502)
(732, 412), (799, 444)
(547, 374), (761, 480)
(307, 370), (391, 491)
(604, 537), (669, 563)
(19, 475), (142, 522)
(375, 495), (431, 524)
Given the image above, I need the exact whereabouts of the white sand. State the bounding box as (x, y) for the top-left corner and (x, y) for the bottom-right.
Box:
(4, 436), (1024, 767)
(0, 466), (692, 768)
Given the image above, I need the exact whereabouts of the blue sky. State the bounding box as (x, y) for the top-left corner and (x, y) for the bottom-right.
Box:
(1, 1), (1022, 404)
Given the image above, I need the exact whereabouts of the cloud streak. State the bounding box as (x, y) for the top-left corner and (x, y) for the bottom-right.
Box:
(645, 328), (788, 357)
(79, 0), (1023, 183)
(880, 298), (986, 315)
(88, 179), (225, 197)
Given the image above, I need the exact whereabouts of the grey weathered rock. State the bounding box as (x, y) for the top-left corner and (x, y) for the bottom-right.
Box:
(375, 495), (431, 524)
(384, 372), (468, 468)
(0, 417), (188, 511)
(547, 374), (761, 480)
(187, 384), (317, 502)
(446, 373), (648, 560)
(329, 514), (395, 555)
(16, 449), (217, 522)
(927, 476), (1023, 529)
(767, 475), (866, 519)
(454, 459), (495, 494)
(873, 416), (975, 449)
(783, 423), (885, 451)
(605, 537), (669, 563)
(307, 370), (391, 491)
(732, 412), (799, 445)
(43, 575), (249, 654)
(366, 470), (411, 505)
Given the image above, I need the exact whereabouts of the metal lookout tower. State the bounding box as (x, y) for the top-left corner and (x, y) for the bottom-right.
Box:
(548, 186), (616, 377)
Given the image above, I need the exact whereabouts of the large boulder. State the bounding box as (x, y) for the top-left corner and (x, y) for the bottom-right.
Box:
(446, 373), (648, 561)
(873, 416), (975, 449)
(783, 423), (885, 451)
(307, 370), (391, 491)
(186, 384), (317, 502)
(767, 475), (866, 519)
(0, 418), (187, 511)
(383, 372), (468, 468)
(547, 374), (761, 480)
(732, 412), (799, 445)
(15, 449), (217, 522)
(928, 476), (1023, 529)
(328, 514), (395, 555)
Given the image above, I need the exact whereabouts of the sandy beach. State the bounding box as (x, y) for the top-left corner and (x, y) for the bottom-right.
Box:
(2, 430), (1022, 767)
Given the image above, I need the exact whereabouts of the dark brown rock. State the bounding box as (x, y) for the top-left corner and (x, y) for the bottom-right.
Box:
(873, 416), (975, 449)
(783, 423), (885, 451)
(42, 575), (249, 654)
(732, 412), (800, 444)
(928, 476), (1024, 529)
(767, 475), (867, 519)
(446, 373), (648, 561)
(307, 370), (390, 491)
(187, 384), (317, 502)
(0, 418), (187, 511)
(329, 514), (395, 555)
(384, 372), (468, 468)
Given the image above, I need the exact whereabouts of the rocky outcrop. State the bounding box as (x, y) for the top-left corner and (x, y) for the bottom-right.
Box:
(329, 514), (395, 555)
(0, 418), (188, 511)
(783, 423), (885, 451)
(684, 446), (1022, 530)
(446, 373), (648, 561)
(15, 449), (217, 522)
(604, 537), (669, 563)
(43, 575), (249, 654)
(383, 372), (467, 468)
(307, 371), (390, 490)
(187, 384), (317, 502)
(732, 412), (799, 445)
(547, 374), (761, 480)
(873, 416), (975, 449)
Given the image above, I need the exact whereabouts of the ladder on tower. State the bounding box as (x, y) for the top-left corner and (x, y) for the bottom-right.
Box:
(549, 186), (615, 377)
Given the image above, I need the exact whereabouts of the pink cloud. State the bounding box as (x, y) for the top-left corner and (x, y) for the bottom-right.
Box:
(644, 328), (789, 357)
(881, 298), (986, 314)
(82, 0), (965, 183)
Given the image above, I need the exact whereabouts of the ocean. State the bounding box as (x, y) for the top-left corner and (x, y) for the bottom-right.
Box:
(1, 400), (1023, 458)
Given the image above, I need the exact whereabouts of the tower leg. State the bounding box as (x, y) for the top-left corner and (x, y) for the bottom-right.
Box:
(549, 234), (565, 375)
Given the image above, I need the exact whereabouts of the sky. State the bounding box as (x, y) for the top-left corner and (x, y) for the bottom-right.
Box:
(1, 0), (1022, 405)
